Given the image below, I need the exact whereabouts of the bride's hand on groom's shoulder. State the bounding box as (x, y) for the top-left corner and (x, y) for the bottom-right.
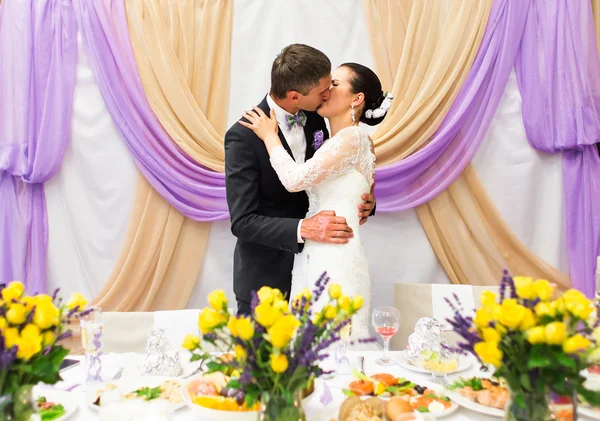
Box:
(239, 107), (279, 142)
(300, 210), (354, 244)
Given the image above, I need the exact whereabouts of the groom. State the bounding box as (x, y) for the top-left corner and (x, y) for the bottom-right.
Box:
(225, 44), (376, 314)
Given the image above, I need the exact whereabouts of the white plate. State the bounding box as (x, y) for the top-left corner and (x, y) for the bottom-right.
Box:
(87, 376), (185, 412)
(580, 405), (600, 420)
(446, 390), (504, 418)
(33, 389), (79, 421)
(396, 351), (473, 375)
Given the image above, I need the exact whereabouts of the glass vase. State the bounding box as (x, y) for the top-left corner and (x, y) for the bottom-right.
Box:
(0, 386), (40, 421)
(504, 388), (552, 421)
(258, 390), (306, 421)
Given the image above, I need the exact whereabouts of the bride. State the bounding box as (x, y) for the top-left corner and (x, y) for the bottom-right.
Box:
(240, 63), (389, 339)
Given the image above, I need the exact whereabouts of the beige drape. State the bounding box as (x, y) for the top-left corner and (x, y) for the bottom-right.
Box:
(593, 0), (600, 57)
(91, 0), (233, 311)
(125, 0), (232, 172)
(363, 0), (570, 289)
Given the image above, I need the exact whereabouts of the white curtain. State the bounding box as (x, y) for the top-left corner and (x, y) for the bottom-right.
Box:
(45, 0), (568, 309)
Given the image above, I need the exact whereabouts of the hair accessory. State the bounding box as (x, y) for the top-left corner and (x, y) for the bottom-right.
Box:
(365, 91), (393, 119)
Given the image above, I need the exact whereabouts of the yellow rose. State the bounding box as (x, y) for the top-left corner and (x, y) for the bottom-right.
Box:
(329, 284), (342, 300)
(301, 288), (312, 301)
(563, 334), (591, 354)
(254, 303), (280, 328)
(21, 324), (41, 340)
(6, 303), (28, 325)
(257, 287), (275, 305)
(268, 315), (300, 348)
(545, 321), (567, 345)
(273, 289), (284, 301)
(338, 296), (351, 313)
(474, 308), (493, 329)
(198, 307), (222, 335)
(207, 290), (227, 311)
(527, 326), (547, 344)
(533, 280), (553, 301)
(270, 353), (289, 373)
(474, 341), (503, 367)
(1, 281), (25, 302)
(482, 328), (501, 343)
(0, 317), (6, 331)
(551, 298), (566, 314)
(42, 331), (55, 347)
(535, 302), (555, 318)
(480, 291), (498, 312)
(565, 297), (594, 320)
(520, 308), (537, 330)
(16, 335), (42, 361)
(4, 327), (19, 348)
(235, 344), (247, 361)
(272, 299), (289, 314)
(66, 293), (88, 311)
(324, 305), (337, 320)
(352, 296), (364, 311)
(33, 301), (60, 330)
(227, 316), (239, 337)
(236, 317), (255, 340)
(182, 334), (200, 351)
(499, 299), (527, 329)
(513, 277), (537, 300)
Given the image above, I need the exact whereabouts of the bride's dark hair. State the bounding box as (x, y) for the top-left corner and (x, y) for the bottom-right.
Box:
(340, 63), (387, 126)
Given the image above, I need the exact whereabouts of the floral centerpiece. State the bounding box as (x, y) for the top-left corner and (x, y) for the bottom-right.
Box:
(0, 281), (88, 421)
(183, 273), (372, 421)
(447, 272), (600, 421)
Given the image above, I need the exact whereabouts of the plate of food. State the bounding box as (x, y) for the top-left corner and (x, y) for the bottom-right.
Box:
(33, 390), (78, 421)
(445, 377), (507, 418)
(88, 376), (184, 411)
(396, 350), (473, 375)
(183, 371), (317, 421)
(338, 371), (457, 417)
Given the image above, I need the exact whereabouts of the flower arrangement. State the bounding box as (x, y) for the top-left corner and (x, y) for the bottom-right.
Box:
(312, 130), (325, 150)
(183, 273), (372, 421)
(0, 281), (88, 420)
(447, 272), (600, 421)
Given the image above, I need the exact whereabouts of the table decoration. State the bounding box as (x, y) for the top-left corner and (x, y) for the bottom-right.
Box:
(182, 272), (373, 421)
(0, 282), (88, 421)
(446, 272), (600, 421)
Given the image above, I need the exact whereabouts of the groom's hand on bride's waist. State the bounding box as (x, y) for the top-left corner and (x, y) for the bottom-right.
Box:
(300, 210), (353, 244)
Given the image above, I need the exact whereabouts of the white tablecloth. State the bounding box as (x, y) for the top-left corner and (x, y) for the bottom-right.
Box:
(40, 351), (512, 421)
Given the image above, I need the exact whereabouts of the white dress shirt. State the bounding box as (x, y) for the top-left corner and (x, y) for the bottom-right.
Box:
(266, 94), (307, 244)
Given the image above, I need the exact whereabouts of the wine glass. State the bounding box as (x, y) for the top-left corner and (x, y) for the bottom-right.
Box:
(372, 306), (400, 366)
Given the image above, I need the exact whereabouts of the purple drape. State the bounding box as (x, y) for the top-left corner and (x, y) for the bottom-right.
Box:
(73, 0), (227, 222)
(373, 0), (530, 211)
(0, 0), (77, 291)
(515, 0), (600, 295)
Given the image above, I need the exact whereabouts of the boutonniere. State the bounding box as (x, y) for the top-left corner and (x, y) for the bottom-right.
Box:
(312, 130), (325, 150)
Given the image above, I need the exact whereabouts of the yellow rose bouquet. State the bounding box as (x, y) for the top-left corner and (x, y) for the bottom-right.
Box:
(0, 282), (88, 420)
(447, 272), (600, 421)
(183, 273), (371, 421)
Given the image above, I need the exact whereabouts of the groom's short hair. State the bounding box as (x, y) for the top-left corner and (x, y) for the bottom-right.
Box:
(271, 44), (331, 100)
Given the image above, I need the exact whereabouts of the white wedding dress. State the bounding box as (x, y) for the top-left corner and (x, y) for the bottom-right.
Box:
(270, 126), (375, 340)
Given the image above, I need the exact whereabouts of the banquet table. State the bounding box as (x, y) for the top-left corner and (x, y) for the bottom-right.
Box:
(38, 351), (519, 421)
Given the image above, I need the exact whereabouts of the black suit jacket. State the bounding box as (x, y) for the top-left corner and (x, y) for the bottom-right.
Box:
(225, 96), (329, 309)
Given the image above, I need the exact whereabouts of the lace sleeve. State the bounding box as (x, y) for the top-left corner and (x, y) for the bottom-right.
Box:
(269, 127), (361, 192)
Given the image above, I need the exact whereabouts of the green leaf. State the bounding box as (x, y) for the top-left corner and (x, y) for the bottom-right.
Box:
(520, 374), (532, 391)
(528, 355), (552, 369)
(556, 352), (577, 370)
(579, 387), (600, 407)
(416, 406), (430, 413)
(342, 389), (355, 397)
(132, 386), (162, 401)
(245, 385), (260, 408)
(226, 379), (241, 390)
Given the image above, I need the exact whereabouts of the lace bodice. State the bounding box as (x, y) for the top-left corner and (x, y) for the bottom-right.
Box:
(270, 126), (375, 234)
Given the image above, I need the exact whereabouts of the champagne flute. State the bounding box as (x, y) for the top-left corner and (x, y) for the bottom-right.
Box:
(80, 307), (103, 383)
(372, 306), (400, 366)
(335, 321), (352, 375)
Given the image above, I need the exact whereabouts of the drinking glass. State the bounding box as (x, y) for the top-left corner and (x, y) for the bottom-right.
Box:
(80, 307), (103, 383)
(335, 321), (352, 375)
(372, 306), (400, 366)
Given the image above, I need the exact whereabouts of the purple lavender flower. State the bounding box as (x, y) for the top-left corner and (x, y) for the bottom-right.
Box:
(312, 130), (325, 150)
(250, 291), (259, 313)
